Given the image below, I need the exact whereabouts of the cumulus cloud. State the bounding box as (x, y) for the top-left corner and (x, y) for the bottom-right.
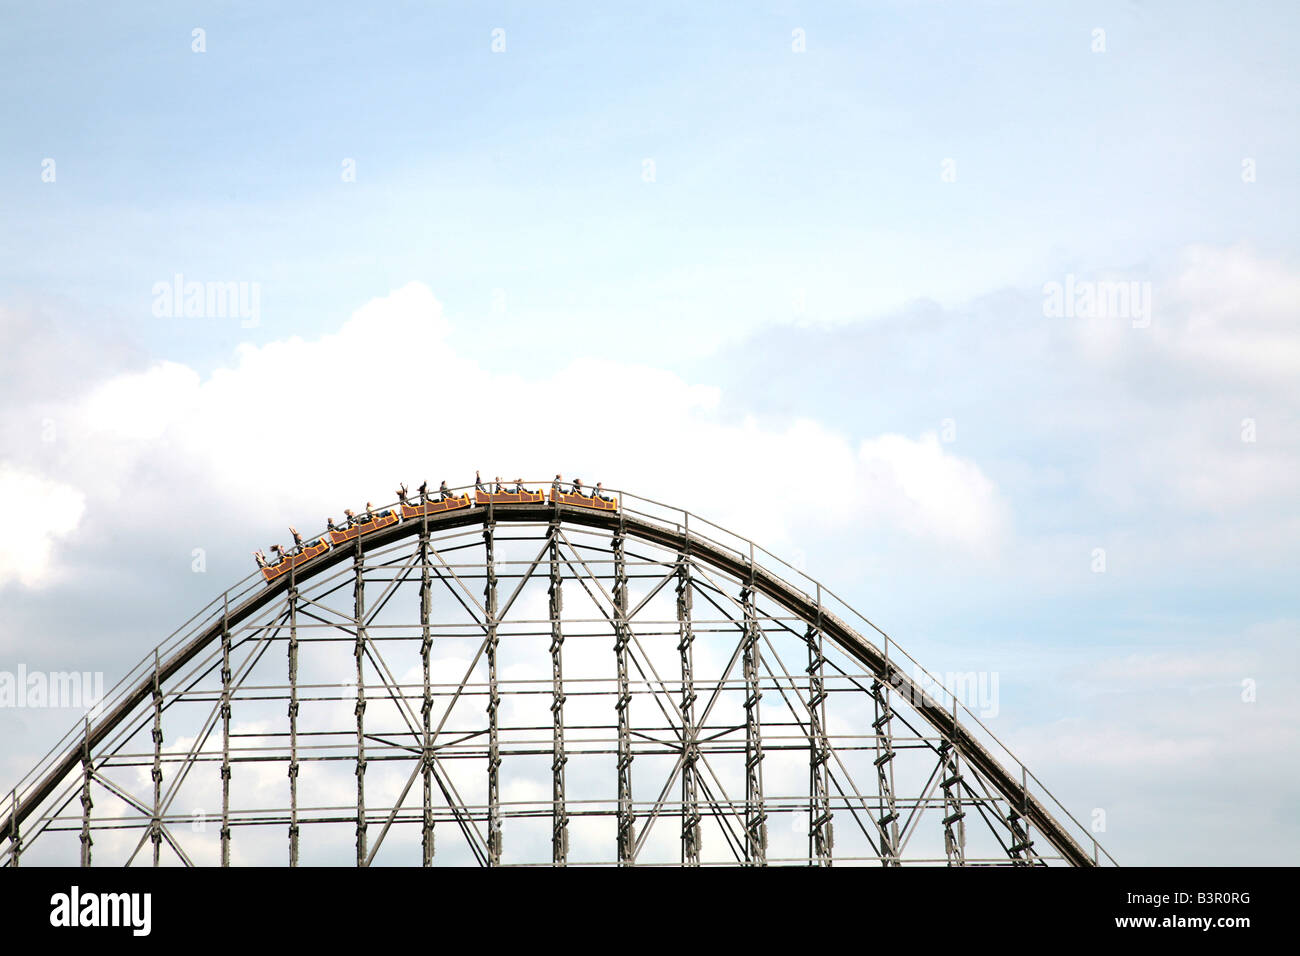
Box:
(0, 465), (86, 587)
(6, 282), (1005, 588)
(1159, 245), (1300, 385)
(858, 432), (1005, 555)
(81, 361), (200, 442)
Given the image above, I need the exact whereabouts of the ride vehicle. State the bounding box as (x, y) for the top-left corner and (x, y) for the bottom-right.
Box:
(328, 509), (399, 545)
(401, 493), (473, 520)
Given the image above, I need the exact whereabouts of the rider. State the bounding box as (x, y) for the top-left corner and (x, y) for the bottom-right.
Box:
(439, 480), (452, 500)
(396, 483), (409, 506)
(343, 508), (357, 528)
(475, 470), (485, 493)
(513, 477), (526, 493)
(253, 550), (268, 569)
(594, 482), (610, 502)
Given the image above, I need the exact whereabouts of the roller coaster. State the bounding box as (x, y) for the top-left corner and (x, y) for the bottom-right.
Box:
(1, 480), (1116, 867)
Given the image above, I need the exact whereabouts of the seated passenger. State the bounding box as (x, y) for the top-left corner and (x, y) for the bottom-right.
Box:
(572, 478), (586, 497)
(439, 480), (452, 500)
(270, 544), (286, 564)
(594, 482), (611, 502)
(513, 478), (526, 494)
(475, 470), (485, 492)
(343, 508), (357, 528)
(396, 484), (409, 506)
(290, 526), (304, 547)
(253, 550), (268, 569)
(362, 502), (375, 523)
(494, 475), (504, 494)
(417, 480), (429, 502)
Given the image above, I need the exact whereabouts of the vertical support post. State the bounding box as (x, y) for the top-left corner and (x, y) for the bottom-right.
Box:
(353, 541), (368, 866)
(548, 522), (568, 864)
(939, 749), (966, 865)
(419, 519), (435, 867)
(740, 582), (767, 865)
(220, 592), (232, 867)
(484, 517), (502, 865)
(676, 550), (700, 865)
(613, 530), (634, 864)
(805, 614), (832, 866)
(940, 695), (966, 866)
(870, 663), (900, 866)
(288, 575), (300, 867)
(150, 650), (163, 867)
(79, 718), (93, 867)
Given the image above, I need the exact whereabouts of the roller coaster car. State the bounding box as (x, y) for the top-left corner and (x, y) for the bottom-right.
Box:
(475, 488), (545, 506)
(329, 509), (399, 545)
(550, 489), (618, 511)
(261, 539), (329, 583)
(401, 493), (473, 520)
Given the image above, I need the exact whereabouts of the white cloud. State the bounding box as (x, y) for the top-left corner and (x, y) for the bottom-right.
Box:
(23, 282), (1005, 580)
(1161, 245), (1300, 384)
(81, 361), (200, 441)
(857, 432), (1005, 555)
(0, 465), (86, 587)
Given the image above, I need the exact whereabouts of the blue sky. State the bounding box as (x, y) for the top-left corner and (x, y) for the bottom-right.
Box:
(1, 1), (1297, 864)
(4, 1), (1296, 370)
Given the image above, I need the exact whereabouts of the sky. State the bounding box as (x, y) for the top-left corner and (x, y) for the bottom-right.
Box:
(0, 1), (1297, 865)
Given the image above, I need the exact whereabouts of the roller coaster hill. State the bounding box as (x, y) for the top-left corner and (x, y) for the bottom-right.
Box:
(1, 477), (1116, 867)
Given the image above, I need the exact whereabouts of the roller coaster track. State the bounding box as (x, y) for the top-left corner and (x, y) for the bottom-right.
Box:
(1, 484), (1116, 867)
